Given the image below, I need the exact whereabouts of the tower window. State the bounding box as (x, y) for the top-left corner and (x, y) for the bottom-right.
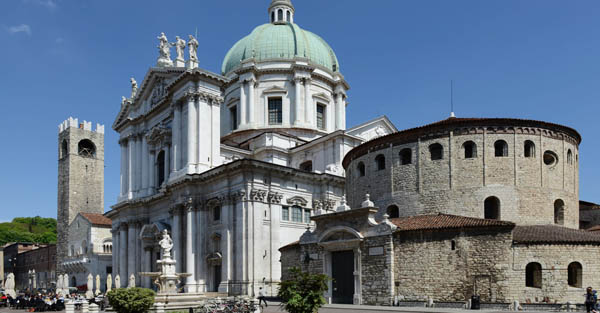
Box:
(484, 196), (500, 220)
(278, 9), (283, 21)
(271, 11), (275, 23)
(316, 103), (325, 130)
(494, 140), (508, 157)
(357, 162), (365, 177)
(429, 143), (443, 160)
(463, 141), (477, 159)
(400, 148), (412, 165)
(78, 139), (96, 158)
(299, 161), (312, 172)
(524, 140), (535, 158)
(286, 10), (291, 22)
(567, 149), (573, 165)
(230, 105), (238, 131)
(375, 154), (385, 171)
(568, 262), (582, 288)
(554, 199), (565, 225)
(268, 97), (282, 125)
(61, 140), (68, 158)
(157, 150), (165, 187)
(387, 205), (399, 218)
(526, 262), (542, 288)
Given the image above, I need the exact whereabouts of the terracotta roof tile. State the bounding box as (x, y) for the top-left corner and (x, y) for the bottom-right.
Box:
(390, 214), (514, 232)
(80, 213), (112, 227)
(513, 225), (600, 244)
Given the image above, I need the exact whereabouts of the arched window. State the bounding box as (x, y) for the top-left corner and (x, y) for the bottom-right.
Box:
(567, 149), (573, 165)
(81, 240), (87, 254)
(429, 143), (443, 160)
(286, 10), (291, 22)
(78, 139), (96, 158)
(554, 199), (565, 225)
(494, 140), (508, 157)
(463, 141), (477, 159)
(61, 140), (68, 158)
(157, 150), (165, 187)
(278, 9), (283, 21)
(271, 11), (275, 23)
(387, 205), (399, 218)
(568, 262), (582, 288)
(484, 196), (500, 220)
(375, 154), (385, 170)
(71, 276), (77, 288)
(451, 240), (456, 251)
(400, 148), (412, 165)
(70, 245), (74, 257)
(524, 141), (535, 158)
(357, 162), (365, 177)
(299, 161), (313, 172)
(526, 262), (542, 288)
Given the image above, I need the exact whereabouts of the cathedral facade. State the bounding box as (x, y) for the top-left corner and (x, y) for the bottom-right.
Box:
(106, 0), (394, 296)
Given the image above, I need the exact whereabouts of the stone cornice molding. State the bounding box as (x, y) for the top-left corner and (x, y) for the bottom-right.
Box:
(229, 190), (247, 203)
(267, 191), (283, 204)
(312, 92), (331, 103)
(250, 189), (267, 202)
(287, 196), (309, 207)
(206, 196), (225, 209)
(146, 124), (172, 147)
(169, 204), (184, 216)
(262, 86), (288, 95)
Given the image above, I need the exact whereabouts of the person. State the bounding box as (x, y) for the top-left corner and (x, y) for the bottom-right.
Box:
(257, 287), (267, 307)
(585, 287), (597, 313)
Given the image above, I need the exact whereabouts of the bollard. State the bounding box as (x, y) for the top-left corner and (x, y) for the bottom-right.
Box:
(88, 303), (99, 313)
(82, 301), (89, 313)
(65, 301), (75, 313)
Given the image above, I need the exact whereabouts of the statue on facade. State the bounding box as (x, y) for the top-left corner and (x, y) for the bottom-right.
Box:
(171, 36), (186, 61)
(188, 35), (199, 61)
(106, 274), (113, 292)
(128, 274), (136, 288)
(156, 32), (173, 67)
(159, 229), (173, 259)
(114, 274), (121, 289)
(130, 78), (138, 98)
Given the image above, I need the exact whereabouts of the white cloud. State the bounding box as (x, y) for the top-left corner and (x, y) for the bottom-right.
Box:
(23, 0), (57, 9)
(7, 24), (32, 36)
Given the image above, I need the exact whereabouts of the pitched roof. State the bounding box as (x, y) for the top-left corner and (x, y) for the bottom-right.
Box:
(80, 213), (112, 227)
(279, 241), (300, 251)
(390, 214), (514, 232)
(513, 225), (600, 244)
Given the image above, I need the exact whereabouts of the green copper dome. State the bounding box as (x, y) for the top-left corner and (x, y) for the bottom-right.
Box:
(222, 23), (340, 75)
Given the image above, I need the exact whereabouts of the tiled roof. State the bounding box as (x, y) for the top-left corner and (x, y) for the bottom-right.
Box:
(80, 213), (112, 227)
(513, 225), (600, 244)
(587, 225), (600, 232)
(580, 200), (600, 211)
(390, 214), (514, 232)
(279, 241), (300, 251)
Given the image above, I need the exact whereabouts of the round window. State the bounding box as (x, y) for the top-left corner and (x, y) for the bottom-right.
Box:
(543, 151), (558, 166)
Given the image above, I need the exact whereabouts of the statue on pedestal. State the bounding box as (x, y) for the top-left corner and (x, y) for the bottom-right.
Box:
(130, 78), (138, 99)
(128, 274), (136, 288)
(172, 36), (186, 61)
(188, 35), (199, 61)
(114, 274), (121, 289)
(159, 230), (173, 259)
(156, 32), (173, 67)
(85, 274), (94, 299)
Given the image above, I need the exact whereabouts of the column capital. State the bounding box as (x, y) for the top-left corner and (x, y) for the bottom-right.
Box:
(185, 197), (196, 212)
(169, 205), (184, 216)
(293, 77), (304, 84)
(118, 222), (129, 231)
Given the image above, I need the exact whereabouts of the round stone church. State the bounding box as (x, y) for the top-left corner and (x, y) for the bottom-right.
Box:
(281, 117), (600, 307)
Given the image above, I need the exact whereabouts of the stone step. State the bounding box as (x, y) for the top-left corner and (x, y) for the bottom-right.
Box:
(204, 292), (229, 298)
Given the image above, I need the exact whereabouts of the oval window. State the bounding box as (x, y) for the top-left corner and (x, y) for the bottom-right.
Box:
(543, 151), (558, 166)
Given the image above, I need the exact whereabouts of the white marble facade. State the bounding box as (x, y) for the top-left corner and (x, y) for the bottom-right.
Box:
(107, 0), (396, 296)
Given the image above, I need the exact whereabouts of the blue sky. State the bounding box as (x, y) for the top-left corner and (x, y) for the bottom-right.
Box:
(0, 0), (599, 221)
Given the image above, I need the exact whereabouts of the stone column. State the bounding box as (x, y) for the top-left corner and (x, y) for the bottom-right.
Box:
(135, 222), (142, 284)
(341, 97), (347, 129)
(120, 141), (127, 196)
(171, 208), (182, 274)
(144, 248), (152, 288)
(165, 145), (171, 182)
(186, 96), (197, 172)
(172, 103), (181, 172)
(127, 222), (137, 283)
(239, 81), (247, 127)
(127, 138), (134, 198)
(185, 201), (196, 292)
(304, 78), (312, 127)
(136, 136), (142, 195)
(119, 223), (128, 282)
(248, 80), (255, 126)
(196, 204), (206, 293)
(112, 229), (119, 280)
(335, 93), (343, 130)
(294, 78), (302, 125)
(148, 149), (155, 192)
(141, 135), (149, 195)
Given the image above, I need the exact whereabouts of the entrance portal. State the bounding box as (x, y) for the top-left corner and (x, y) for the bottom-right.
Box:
(213, 265), (221, 292)
(331, 250), (354, 304)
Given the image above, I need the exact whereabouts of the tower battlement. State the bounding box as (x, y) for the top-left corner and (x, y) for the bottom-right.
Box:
(58, 117), (105, 134)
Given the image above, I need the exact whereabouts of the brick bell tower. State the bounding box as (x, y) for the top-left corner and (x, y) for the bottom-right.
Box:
(56, 117), (105, 272)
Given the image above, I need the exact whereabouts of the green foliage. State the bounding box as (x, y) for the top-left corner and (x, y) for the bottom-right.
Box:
(107, 288), (155, 313)
(0, 216), (57, 246)
(278, 267), (329, 313)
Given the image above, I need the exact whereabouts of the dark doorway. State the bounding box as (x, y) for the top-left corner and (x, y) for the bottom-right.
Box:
(331, 250), (354, 304)
(213, 265), (222, 292)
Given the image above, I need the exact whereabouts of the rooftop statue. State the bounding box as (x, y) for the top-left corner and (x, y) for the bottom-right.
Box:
(172, 36), (186, 61)
(157, 32), (173, 67)
(188, 35), (199, 61)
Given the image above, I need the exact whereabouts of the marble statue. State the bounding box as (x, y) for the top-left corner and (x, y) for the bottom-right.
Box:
(5, 273), (16, 298)
(121, 96), (127, 106)
(159, 230), (173, 259)
(172, 36), (186, 61)
(156, 32), (173, 67)
(188, 35), (199, 61)
(85, 274), (94, 299)
(95, 275), (101, 296)
(128, 274), (136, 288)
(106, 274), (112, 292)
(130, 78), (138, 98)
(114, 274), (121, 289)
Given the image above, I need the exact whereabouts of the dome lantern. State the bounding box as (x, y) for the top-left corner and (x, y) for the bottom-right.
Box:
(269, 0), (294, 24)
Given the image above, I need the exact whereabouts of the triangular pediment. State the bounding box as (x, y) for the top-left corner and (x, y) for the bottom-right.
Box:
(262, 85), (288, 94)
(347, 116), (398, 142)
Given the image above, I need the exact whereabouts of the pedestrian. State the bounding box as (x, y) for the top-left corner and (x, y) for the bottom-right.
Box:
(258, 287), (268, 308)
(585, 287), (597, 313)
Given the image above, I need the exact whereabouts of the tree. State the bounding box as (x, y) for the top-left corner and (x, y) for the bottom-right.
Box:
(106, 288), (155, 313)
(278, 267), (329, 313)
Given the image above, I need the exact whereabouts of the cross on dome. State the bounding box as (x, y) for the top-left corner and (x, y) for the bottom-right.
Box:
(269, 0), (294, 24)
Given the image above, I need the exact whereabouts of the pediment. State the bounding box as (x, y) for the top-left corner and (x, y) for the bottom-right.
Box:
(347, 116), (397, 142)
(312, 92), (331, 103)
(145, 125), (172, 146)
(287, 196), (308, 207)
(262, 86), (288, 94)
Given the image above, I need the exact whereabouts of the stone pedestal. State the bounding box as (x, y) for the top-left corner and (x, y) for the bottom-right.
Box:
(186, 59), (198, 69)
(174, 58), (185, 68)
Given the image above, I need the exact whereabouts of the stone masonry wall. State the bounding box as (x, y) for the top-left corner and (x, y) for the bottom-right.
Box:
(361, 235), (394, 305)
